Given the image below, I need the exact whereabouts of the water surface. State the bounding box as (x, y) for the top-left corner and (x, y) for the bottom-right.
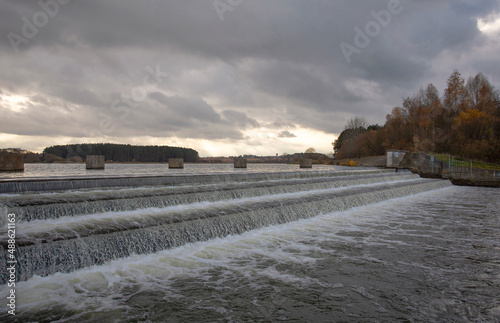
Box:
(0, 163), (341, 180)
(1, 185), (498, 322)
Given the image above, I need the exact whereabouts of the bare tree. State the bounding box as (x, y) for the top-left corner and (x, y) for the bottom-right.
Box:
(345, 116), (368, 130)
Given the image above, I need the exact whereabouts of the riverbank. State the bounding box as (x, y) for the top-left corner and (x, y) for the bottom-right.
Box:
(387, 150), (500, 188)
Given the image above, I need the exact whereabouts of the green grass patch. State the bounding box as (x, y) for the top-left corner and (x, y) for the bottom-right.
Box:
(430, 153), (500, 170)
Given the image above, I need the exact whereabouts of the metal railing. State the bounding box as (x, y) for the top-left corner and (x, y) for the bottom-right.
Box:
(430, 154), (499, 182)
(433, 154), (472, 176)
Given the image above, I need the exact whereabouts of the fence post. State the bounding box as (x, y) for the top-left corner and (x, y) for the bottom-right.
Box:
(470, 160), (472, 179)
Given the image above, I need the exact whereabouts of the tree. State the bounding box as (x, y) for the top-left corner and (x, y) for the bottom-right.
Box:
(444, 70), (471, 113)
(43, 144), (199, 162)
(357, 129), (385, 156)
(384, 106), (411, 150)
(466, 73), (499, 116)
(398, 83), (444, 151)
(424, 83), (443, 129)
(331, 70), (499, 162)
(333, 117), (369, 158)
(345, 116), (368, 130)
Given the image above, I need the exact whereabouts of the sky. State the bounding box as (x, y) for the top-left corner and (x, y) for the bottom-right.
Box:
(1, 0), (500, 157)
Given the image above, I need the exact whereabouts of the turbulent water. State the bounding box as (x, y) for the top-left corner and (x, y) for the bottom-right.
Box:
(0, 166), (499, 322)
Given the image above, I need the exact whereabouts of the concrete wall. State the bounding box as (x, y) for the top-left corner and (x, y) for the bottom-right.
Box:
(386, 150), (500, 187)
(449, 168), (500, 187)
(86, 155), (105, 169)
(386, 150), (407, 168)
(169, 158), (184, 169)
(399, 152), (444, 178)
(299, 158), (312, 168)
(0, 153), (24, 171)
(234, 158), (247, 168)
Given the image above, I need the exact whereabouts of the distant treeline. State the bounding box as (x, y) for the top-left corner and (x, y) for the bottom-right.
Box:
(43, 143), (199, 163)
(334, 70), (500, 163)
(199, 152), (332, 164)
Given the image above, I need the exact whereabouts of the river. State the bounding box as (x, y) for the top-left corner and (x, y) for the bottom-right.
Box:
(0, 164), (498, 322)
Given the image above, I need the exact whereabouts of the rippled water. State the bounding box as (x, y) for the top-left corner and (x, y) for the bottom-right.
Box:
(0, 163), (340, 180)
(1, 185), (499, 322)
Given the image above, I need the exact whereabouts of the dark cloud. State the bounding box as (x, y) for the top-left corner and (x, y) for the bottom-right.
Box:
(221, 110), (260, 129)
(277, 130), (296, 138)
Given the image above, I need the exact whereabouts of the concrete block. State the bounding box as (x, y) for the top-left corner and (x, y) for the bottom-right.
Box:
(169, 158), (184, 169)
(386, 150), (407, 168)
(0, 153), (24, 171)
(86, 155), (105, 169)
(398, 151), (443, 176)
(300, 158), (312, 168)
(234, 158), (247, 168)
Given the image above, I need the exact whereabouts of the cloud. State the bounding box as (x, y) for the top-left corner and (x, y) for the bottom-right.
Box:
(0, 0), (499, 154)
(221, 110), (260, 128)
(277, 130), (296, 138)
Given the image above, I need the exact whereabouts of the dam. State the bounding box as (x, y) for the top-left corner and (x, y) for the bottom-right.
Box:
(1, 168), (451, 283)
(0, 164), (498, 322)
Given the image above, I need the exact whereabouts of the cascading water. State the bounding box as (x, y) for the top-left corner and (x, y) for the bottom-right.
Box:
(1, 166), (498, 322)
(0, 170), (451, 284)
(5, 173), (417, 222)
(0, 168), (394, 194)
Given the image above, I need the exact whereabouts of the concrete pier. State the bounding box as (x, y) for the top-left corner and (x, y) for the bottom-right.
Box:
(86, 155), (105, 169)
(0, 153), (24, 171)
(169, 158), (184, 169)
(300, 158), (312, 168)
(386, 150), (407, 168)
(234, 158), (247, 168)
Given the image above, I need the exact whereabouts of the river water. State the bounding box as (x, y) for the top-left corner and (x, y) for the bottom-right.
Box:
(0, 163), (338, 180)
(0, 165), (499, 322)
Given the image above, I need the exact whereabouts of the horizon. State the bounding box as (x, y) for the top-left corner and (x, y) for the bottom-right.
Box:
(1, 1), (500, 156)
(2, 144), (333, 159)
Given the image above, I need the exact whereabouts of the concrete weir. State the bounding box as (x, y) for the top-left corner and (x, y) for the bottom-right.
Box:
(0, 169), (450, 283)
(0, 153), (24, 171)
(169, 158), (184, 169)
(86, 155), (105, 169)
(234, 158), (247, 168)
(0, 169), (396, 194)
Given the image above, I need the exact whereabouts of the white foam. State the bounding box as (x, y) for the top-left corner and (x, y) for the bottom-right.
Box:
(0, 185), (457, 318)
(13, 178), (423, 237)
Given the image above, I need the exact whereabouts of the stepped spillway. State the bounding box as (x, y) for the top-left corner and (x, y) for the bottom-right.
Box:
(0, 169), (451, 284)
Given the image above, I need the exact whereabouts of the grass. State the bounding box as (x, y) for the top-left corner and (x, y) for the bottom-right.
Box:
(338, 159), (359, 167)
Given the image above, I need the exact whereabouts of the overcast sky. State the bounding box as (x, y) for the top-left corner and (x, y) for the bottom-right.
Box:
(1, 0), (500, 156)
